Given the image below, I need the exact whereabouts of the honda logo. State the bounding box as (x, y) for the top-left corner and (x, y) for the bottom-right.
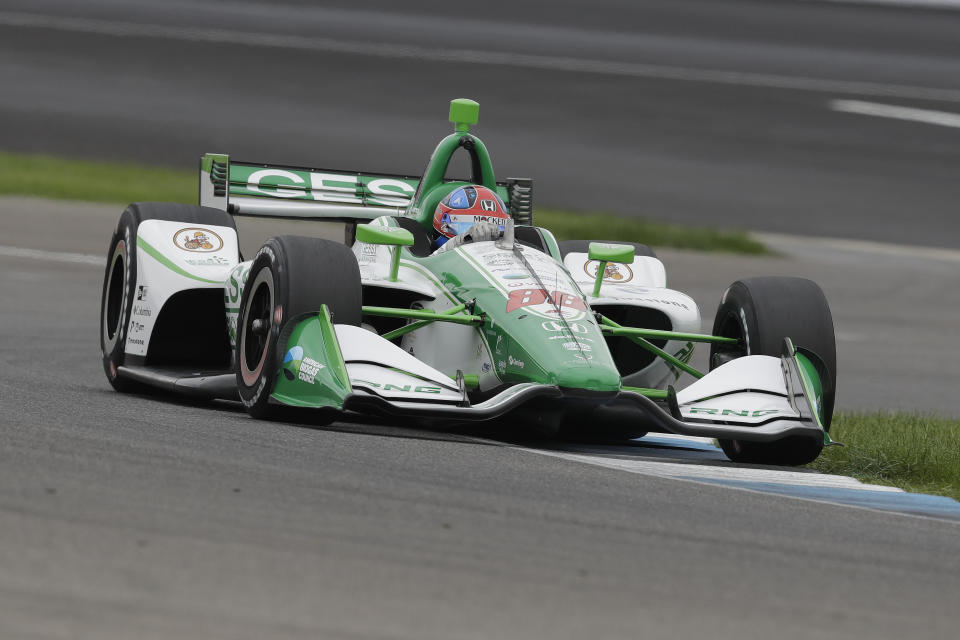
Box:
(480, 199), (497, 212)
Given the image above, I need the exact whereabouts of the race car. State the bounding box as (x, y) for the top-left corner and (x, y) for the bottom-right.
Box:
(99, 99), (837, 466)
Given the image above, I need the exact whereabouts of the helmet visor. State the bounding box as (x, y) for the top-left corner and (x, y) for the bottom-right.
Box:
(439, 213), (507, 238)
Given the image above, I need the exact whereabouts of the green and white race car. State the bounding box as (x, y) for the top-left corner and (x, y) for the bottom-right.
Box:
(99, 99), (836, 465)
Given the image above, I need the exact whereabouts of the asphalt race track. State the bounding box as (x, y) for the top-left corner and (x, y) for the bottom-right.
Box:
(0, 0), (959, 247)
(2, 1), (960, 638)
(2, 197), (960, 639)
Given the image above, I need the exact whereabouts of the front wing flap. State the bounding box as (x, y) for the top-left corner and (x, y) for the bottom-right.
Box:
(276, 314), (824, 445)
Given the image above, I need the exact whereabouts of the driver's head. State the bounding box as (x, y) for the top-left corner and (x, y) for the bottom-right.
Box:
(432, 185), (509, 248)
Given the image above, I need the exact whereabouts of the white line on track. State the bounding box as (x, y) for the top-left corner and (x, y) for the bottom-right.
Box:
(3, 11), (960, 103)
(831, 99), (960, 128)
(520, 446), (960, 522)
(531, 447), (903, 492)
(815, 0), (960, 9)
(754, 232), (960, 263)
(0, 245), (102, 266)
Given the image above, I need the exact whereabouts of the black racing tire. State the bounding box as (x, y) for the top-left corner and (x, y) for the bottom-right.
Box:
(557, 240), (656, 260)
(99, 202), (236, 392)
(709, 277), (836, 466)
(236, 236), (361, 419)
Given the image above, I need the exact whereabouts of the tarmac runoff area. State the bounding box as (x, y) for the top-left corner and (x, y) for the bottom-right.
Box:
(2, 195), (959, 522)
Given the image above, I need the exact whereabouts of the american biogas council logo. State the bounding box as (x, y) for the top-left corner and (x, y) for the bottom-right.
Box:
(173, 227), (223, 253)
(283, 345), (324, 383)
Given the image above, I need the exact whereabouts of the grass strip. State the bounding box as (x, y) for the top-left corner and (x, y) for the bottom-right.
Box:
(809, 412), (960, 501)
(0, 150), (766, 254)
(536, 208), (767, 255)
(0, 151), (195, 205)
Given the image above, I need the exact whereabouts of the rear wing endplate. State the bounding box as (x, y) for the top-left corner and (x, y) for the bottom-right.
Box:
(199, 153), (533, 224)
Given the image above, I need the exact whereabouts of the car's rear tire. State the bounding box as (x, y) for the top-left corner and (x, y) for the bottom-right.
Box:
(709, 277), (836, 466)
(99, 202), (236, 391)
(236, 236), (361, 419)
(557, 240), (656, 260)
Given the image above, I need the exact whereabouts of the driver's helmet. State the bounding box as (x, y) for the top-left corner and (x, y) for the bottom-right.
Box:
(432, 185), (509, 248)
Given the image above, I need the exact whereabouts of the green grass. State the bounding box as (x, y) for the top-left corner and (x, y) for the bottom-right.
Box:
(0, 151), (195, 205)
(0, 150), (767, 254)
(809, 412), (960, 501)
(537, 208), (768, 255)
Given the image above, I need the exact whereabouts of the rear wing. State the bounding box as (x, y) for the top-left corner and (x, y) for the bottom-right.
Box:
(199, 153), (534, 225)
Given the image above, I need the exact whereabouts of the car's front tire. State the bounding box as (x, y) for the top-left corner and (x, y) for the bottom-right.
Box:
(236, 236), (361, 419)
(709, 277), (836, 466)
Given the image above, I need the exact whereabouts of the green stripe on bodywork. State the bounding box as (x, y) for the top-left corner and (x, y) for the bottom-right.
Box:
(622, 386), (669, 399)
(136, 236), (222, 284)
(795, 350), (825, 431)
(538, 227), (562, 262)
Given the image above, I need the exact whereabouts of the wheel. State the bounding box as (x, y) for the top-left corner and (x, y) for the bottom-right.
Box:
(709, 277), (836, 466)
(236, 236), (361, 419)
(99, 202), (236, 391)
(557, 240), (656, 260)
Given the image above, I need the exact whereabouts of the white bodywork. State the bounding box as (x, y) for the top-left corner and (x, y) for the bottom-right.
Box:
(129, 219), (239, 357)
(676, 355), (802, 434)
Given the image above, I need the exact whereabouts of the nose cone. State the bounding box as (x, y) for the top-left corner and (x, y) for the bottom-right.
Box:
(432, 241), (623, 394)
(483, 311), (622, 393)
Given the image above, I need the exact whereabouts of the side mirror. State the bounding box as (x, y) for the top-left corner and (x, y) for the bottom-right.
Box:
(587, 242), (635, 297)
(355, 224), (414, 282)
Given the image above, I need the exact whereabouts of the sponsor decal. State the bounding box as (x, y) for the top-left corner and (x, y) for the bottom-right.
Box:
(495, 334), (504, 353)
(136, 285), (148, 301)
(225, 264), (251, 305)
(636, 298), (690, 310)
(353, 380), (442, 393)
(356, 243), (379, 265)
(480, 199), (497, 212)
(618, 285), (651, 295)
(506, 289), (586, 314)
(129, 319), (145, 333)
(128, 337), (145, 346)
(480, 253), (519, 268)
(542, 321), (588, 333)
(243, 375), (267, 407)
(257, 245), (277, 262)
(665, 342), (695, 380)
(185, 256), (230, 266)
(241, 168), (417, 207)
(501, 273), (528, 280)
(482, 362), (491, 373)
(688, 408), (784, 417)
(173, 227), (223, 253)
(508, 355), (525, 369)
(497, 360), (506, 374)
(132, 305), (151, 318)
(298, 357), (323, 383)
(282, 345), (325, 384)
(561, 341), (592, 352)
(584, 260), (633, 283)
